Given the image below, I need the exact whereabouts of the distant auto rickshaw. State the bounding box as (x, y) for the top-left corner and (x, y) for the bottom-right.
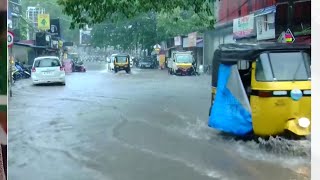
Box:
(113, 54), (131, 73)
(208, 43), (311, 138)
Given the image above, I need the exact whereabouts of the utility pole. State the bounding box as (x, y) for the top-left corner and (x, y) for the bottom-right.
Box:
(9, 47), (13, 97)
(7, 31), (14, 97)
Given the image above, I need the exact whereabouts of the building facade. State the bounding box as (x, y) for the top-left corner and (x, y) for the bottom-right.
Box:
(26, 6), (45, 40)
(203, 0), (311, 67)
(8, 0), (22, 41)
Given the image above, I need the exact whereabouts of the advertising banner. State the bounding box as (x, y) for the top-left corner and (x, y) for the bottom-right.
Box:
(188, 32), (197, 47)
(37, 14), (50, 30)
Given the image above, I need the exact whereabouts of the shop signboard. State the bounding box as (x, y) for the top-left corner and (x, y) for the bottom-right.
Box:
(233, 14), (255, 39)
(174, 36), (181, 46)
(188, 32), (197, 47)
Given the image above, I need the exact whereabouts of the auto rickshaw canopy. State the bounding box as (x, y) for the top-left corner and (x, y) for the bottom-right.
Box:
(213, 43), (311, 64)
(211, 43), (311, 87)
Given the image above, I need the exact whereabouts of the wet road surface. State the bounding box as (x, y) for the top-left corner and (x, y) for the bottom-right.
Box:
(9, 63), (310, 180)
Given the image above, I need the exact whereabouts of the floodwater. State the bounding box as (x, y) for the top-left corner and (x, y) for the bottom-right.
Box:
(8, 62), (310, 180)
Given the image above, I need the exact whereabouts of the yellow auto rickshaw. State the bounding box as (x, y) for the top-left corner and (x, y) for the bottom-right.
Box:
(114, 54), (131, 73)
(208, 43), (311, 138)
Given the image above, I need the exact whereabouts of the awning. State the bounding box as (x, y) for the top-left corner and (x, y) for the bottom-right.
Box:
(254, 5), (276, 17)
(14, 42), (46, 49)
(164, 46), (176, 51)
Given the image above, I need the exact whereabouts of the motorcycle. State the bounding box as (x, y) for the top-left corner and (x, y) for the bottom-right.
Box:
(15, 62), (31, 74)
(12, 63), (31, 81)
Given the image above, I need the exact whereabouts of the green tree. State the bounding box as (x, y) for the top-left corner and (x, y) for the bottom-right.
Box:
(156, 7), (214, 40)
(91, 12), (158, 52)
(57, 0), (215, 29)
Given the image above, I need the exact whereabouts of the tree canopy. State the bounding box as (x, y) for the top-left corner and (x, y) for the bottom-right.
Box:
(90, 6), (214, 52)
(57, 0), (215, 29)
(91, 12), (157, 51)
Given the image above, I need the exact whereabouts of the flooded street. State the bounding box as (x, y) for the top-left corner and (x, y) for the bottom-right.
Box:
(8, 63), (310, 180)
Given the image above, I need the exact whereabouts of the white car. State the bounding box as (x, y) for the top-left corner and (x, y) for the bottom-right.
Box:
(107, 54), (117, 71)
(31, 56), (66, 85)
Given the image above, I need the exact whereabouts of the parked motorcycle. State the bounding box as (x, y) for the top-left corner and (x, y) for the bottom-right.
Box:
(15, 62), (31, 74)
(12, 63), (30, 81)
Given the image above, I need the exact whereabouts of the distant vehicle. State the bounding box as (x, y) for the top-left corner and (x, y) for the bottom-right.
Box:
(113, 54), (131, 73)
(67, 53), (79, 61)
(168, 51), (196, 75)
(138, 58), (155, 69)
(72, 60), (86, 72)
(31, 56), (66, 85)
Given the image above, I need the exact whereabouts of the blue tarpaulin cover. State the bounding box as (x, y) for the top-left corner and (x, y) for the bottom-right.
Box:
(208, 64), (252, 135)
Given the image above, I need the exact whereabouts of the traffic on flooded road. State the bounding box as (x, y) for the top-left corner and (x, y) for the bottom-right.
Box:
(8, 0), (311, 180)
(8, 61), (310, 180)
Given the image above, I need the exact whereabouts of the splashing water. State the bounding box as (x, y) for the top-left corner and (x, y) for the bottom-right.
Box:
(174, 117), (310, 175)
(257, 136), (311, 157)
(177, 117), (214, 141)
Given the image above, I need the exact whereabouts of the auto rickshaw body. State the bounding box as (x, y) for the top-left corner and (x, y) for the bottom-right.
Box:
(208, 43), (311, 137)
(113, 54), (131, 73)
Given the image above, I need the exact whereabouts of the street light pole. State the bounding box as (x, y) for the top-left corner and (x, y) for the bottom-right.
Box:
(9, 47), (12, 97)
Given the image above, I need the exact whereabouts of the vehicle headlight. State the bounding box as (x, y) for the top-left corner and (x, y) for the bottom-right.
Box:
(298, 117), (310, 128)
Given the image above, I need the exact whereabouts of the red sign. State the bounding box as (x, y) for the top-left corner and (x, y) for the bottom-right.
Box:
(7, 31), (14, 48)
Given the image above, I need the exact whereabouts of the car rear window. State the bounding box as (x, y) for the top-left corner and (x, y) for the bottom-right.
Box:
(35, 58), (61, 67)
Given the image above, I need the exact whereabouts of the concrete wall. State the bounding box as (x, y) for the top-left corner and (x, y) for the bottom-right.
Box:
(216, 0), (276, 24)
(13, 45), (36, 65)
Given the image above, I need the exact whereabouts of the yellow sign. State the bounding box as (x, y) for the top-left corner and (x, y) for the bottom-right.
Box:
(58, 40), (63, 48)
(38, 14), (50, 30)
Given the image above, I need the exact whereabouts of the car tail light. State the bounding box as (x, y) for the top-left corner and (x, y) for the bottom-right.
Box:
(60, 66), (64, 71)
(31, 67), (36, 72)
(258, 91), (272, 97)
